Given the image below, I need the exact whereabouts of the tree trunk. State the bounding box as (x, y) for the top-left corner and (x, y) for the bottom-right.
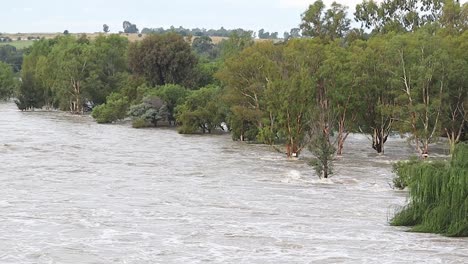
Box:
(337, 117), (349, 156)
(372, 128), (388, 154)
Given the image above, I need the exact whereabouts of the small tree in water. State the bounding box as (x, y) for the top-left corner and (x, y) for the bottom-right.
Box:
(309, 130), (336, 179)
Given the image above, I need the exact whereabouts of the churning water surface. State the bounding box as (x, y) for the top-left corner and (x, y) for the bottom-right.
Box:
(0, 102), (467, 263)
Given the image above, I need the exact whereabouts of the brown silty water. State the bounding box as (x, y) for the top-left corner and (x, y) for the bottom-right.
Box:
(0, 102), (467, 263)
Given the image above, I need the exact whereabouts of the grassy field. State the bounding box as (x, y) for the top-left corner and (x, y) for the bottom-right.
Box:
(0, 32), (265, 50)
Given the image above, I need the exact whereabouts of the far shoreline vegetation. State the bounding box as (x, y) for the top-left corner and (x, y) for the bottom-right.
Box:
(0, 0), (466, 237)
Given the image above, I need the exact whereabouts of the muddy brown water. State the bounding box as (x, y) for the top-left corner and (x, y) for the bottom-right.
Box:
(0, 102), (467, 263)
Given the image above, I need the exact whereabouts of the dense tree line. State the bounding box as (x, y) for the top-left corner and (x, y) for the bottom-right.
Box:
(6, 0), (468, 178)
(141, 26), (255, 38)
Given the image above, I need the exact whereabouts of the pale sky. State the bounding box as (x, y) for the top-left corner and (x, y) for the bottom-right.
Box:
(3, 0), (465, 34)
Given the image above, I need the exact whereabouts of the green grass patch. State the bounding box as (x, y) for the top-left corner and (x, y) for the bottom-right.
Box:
(391, 143), (468, 237)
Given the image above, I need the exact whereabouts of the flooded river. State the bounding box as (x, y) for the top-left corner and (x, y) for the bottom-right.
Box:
(0, 102), (467, 263)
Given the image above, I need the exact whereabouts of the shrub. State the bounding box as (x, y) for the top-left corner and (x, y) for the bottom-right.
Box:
(132, 118), (147, 128)
(91, 93), (129, 123)
(391, 143), (468, 237)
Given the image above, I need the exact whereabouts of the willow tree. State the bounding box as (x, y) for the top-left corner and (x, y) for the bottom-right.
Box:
(391, 143), (468, 237)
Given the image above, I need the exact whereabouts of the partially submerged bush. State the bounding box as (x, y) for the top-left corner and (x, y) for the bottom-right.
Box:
(391, 143), (468, 237)
(128, 95), (168, 127)
(391, 156), (446, 189)
(91, 93), (129, 123)
(131, 118), (147, 128)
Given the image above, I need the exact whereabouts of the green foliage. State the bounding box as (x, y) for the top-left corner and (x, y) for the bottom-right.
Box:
(300, 0), (351, 40)
(132, 118), (147, 128)
(128, 33), (197, 87)
(91, 92), (129, 123)
(192, 36), (219, 59)
(354, 0), (446, 34)
(218, 31), (254, 59)
(15, 71), (44, 110)
(308, 131), (336, 179)
(391, 156), (446, 189)
(0, 44), (24, 72)
(391, 143), (468, 237)
(128, 95), (168, 127)
(0, 61), (17, 100)
(153, 84), (189, 124)
(16, 34), (129, 113)
(176, 85), (225, 134)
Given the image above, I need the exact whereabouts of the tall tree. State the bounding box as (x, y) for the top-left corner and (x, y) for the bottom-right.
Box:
(441, 32), (468, 153)
(128, 33), (197, 87)
(350, 36), (397, 154)
(216, 41), (277, 141)
(354, 0), (449, 33)
(103, 24), (110, 33)
(87, 34), (129, 105)
(388, 31), (449, 157)
(300, 0), (351, 40)
(123, 21), (139, 33)
(265, 39), (322, 157)
(49, 36), (96, 113)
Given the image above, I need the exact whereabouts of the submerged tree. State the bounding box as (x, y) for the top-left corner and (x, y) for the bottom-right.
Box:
(309, 127), (336, 179)
(388, 31), (448, 157)
(176, 85), (225, 134)
(128, 95), (168, 127)
(350, 36), (397, 154)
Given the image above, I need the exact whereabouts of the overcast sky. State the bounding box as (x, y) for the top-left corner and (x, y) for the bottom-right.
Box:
(3, 0), (466, 34)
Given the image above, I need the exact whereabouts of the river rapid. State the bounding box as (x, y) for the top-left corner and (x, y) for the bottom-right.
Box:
(0, 102), (467, 263)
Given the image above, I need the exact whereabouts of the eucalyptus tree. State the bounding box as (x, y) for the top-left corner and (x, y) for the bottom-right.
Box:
(216, 41), (278, 141)
(349, 36), (398, 154)
(48, 36), (96, 113)
(300, 0), (351, 40)
(441, 32), (468, 154)
(387, 31), (449, 157)
(354, 0), (445, 33)
(266, 39), (323, 157)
